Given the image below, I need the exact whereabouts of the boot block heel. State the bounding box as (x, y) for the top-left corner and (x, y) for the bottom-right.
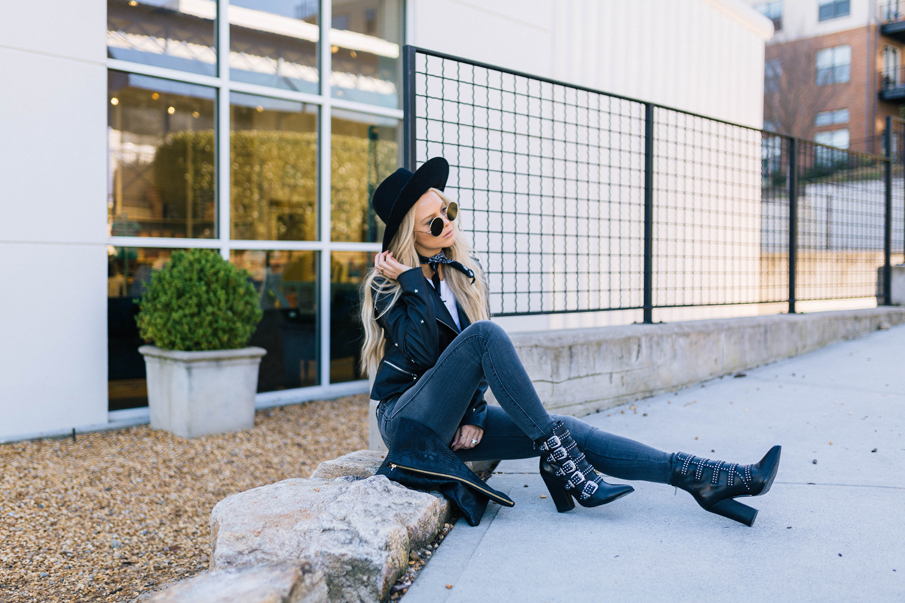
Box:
(709, 498), (758, 527)
(540, 470), (575, 512)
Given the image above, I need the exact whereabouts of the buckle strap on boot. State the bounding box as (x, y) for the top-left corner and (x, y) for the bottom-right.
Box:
(676, 452), (752, 492)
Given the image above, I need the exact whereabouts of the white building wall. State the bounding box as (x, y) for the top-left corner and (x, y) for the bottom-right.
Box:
(0, 3), (109, 441)
(409, 0), (773, 128)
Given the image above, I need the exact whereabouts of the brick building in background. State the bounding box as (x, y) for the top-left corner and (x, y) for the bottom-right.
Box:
(748, 0), (905, 153)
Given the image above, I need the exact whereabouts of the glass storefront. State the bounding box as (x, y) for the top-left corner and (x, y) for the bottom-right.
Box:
(108, 71), (217, 239)
(330, 251), (375, 383)
(230, 92), (319, 241)
(330, 0), (403, 108)
(107, 246), (183, 410)
(331, 110), (399, 242)
(107, 0), (217, 76)
(230, 1), (320, 94)
(231, 250), (320, 390)
(107, 0), (405, 411)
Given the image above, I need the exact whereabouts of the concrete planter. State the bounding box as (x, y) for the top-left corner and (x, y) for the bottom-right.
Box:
(139, 345), (267, 438)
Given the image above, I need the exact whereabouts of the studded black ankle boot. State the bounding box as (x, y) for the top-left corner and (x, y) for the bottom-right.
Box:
(535, 421), (634, 512)
(668, 445), (781, 527)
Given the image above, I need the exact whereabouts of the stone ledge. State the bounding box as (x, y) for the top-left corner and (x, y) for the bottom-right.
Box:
(371, 308), (905, 448)
(497, 307), (905, 417)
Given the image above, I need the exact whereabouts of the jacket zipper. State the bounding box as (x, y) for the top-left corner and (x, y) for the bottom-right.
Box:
(383, 359), (418, 379)
(389, 463), (514, 506)
(437, 317), (459, 334)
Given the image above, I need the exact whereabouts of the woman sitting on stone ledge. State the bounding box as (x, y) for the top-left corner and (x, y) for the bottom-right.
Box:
(360, 156), (781, 526)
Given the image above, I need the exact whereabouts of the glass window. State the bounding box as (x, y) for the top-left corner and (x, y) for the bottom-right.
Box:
(815, 128), (850, 165)
(231, 250), (320, 390)
(107, 0), (216, 76)
(330, 251), (375, 383)
(816, 45), (850, 85)
(818, 0), (849, 21)
(108, 246), (184, 410)
(229, 1), (319, 94)
(230, 92), (319, 241)
(815, 109), (849, 126)
(755, 1), (782, 31)
(765, 59), (782, 93)
(331, 110), (400, 242)
(883, 46), (901, 89)
(108, 71), (217, 239)
(331, 0), (403, 108)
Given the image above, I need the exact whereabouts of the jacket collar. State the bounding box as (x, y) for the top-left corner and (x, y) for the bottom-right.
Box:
(425, 275), (469, 334)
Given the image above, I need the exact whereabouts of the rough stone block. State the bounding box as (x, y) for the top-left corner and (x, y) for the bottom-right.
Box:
(310, 450), (386, 480)
(141, 561), (327, 603)
(210, 476), (449, 603)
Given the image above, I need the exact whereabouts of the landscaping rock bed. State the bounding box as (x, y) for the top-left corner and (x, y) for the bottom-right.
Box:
(0, 395), (369, 602)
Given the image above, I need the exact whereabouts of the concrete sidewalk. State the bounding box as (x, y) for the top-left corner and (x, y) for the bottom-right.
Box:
(404, 324), (905, 603)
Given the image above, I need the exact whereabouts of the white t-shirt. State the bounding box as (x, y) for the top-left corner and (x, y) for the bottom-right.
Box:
(427, 277), (462, 330)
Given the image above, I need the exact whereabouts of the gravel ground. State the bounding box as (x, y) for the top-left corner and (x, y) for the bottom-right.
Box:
(0, 394), (369, 603)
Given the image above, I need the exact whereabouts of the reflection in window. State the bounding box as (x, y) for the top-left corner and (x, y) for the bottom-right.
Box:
(229, 1), (319, 94)
(108, 71), (217, 239)
(231, 250), (319, 390)
(331, 0), (403, 108)
(108, 246), (183, 410)
(330, 251), (375, 383)
(331, 110), (400, 242)
(230, 92), (319, 241)
(107, 0), (216, 76)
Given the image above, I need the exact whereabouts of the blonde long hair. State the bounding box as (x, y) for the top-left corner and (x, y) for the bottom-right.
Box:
(359, 188), (490, 378)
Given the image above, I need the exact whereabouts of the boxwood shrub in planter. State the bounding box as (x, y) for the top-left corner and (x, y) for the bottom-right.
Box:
(136, 248), (266, 438)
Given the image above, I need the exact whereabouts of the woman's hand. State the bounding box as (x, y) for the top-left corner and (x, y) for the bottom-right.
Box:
(374, 251), (412, 280)
(451, 425), (484, 451)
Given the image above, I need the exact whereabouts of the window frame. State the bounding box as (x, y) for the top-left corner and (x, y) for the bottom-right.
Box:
(818, 0), (850, 22)
(106, 0), (406, 399)
(816, 45), (851, 85)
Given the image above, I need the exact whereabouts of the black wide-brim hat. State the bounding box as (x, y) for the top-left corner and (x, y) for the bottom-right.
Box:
(372, 157), (449, 252)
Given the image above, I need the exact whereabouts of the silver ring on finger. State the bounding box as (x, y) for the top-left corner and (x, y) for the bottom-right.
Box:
(471, 439), (478, 445)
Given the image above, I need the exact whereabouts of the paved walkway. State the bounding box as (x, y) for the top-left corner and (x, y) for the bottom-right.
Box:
(405, 324), (905, 603)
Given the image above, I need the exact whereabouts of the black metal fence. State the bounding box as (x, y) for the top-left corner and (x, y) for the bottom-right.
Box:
(403, 46), (905, 320)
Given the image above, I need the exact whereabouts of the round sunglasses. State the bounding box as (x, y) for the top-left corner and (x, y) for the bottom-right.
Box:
(417, 201), (459, 237)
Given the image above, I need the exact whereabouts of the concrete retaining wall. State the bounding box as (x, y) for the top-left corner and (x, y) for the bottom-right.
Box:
(369, 307), (905, 449)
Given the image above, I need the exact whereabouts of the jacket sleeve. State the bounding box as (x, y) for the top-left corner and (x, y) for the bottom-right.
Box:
(373, 267), (439, 371)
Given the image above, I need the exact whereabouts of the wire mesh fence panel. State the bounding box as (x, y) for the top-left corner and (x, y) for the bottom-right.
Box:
(889, 118), (905, 268)
(651, 108), (790, 308)
(411, 51), (646, 316)
(794, 142), (889, 301)
(406, 46), (898, 319)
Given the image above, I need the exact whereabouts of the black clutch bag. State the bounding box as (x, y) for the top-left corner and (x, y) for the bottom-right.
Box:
(375, 417), (514, 526)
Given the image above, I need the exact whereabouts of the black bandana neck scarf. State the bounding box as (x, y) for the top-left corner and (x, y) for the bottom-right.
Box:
(417, 250), (476, 290)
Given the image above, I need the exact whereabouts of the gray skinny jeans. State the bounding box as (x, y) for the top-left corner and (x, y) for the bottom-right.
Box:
(377, 320), (675, 483)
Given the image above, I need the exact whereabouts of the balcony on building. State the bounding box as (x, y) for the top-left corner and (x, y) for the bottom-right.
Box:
(880, 65), (905, 101)
(881, 1), (905, 42)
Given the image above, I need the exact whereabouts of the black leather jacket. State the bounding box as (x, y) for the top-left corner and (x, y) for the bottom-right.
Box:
(369, 266), (489, 431)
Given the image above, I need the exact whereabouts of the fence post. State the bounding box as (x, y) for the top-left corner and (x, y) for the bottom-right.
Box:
(788, 137), (797, 314)
(402, 45), (417, 171)
(643, 103), (654, 324)
(884, 116), (893, 306)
